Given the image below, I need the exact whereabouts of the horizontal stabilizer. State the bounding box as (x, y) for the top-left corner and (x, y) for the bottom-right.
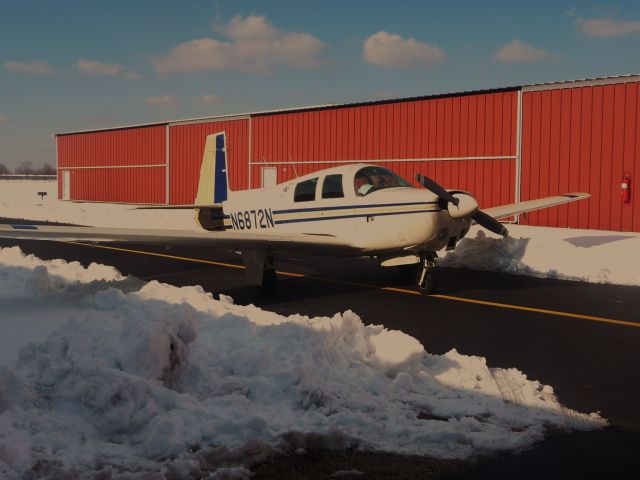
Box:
(483, 193), (591, 220)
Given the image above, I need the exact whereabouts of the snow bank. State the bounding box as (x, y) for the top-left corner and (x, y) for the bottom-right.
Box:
(0, 247), (605, 479)
(442, 225), (640, 286)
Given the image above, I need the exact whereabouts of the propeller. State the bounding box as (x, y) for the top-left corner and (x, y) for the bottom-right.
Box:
(415, 173), (508, 237)
(415, 174), (459, 207)
(471, 210), (508, 237)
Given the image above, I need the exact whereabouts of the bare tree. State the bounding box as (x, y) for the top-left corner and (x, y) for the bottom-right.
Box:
(38, 163), (55, 175)
(15, 161), (33, 176)
(0, 163), (10, 175)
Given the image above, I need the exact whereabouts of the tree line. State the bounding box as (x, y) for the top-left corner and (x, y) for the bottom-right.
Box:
(0, 161), (56, 176)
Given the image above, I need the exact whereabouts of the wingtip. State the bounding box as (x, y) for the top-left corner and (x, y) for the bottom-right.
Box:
(564, 192), (591, 199)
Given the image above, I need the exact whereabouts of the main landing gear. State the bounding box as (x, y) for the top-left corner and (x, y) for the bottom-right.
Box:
(242, 250), (277, 292)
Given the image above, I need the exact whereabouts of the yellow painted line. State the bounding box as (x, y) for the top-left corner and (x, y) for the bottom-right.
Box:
(65, 242), (245, 270)
(64, 241), (638, 329)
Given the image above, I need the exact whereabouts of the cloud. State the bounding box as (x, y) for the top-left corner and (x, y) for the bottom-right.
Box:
(75, 59), (141, 79)
(153, 14), (325, 73)
(145, 95), (178, 107)
(198, 94), (219, 105)
(4, 60), (53, 75)
(362, 31), (445, 68)
(0, 115), (8, 124)
(576, 17), (640, 38)
(495, 39), (560, 63)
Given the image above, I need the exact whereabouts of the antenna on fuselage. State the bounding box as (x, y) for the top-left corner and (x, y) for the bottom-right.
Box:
(288, 152), (299, 178)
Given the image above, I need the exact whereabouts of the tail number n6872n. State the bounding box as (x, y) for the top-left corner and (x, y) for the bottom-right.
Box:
(229, 209), (275, 230)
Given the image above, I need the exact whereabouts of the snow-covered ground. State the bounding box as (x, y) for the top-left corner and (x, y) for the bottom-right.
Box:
(2, 179), (640, 286)
(0, 246), (605, 479)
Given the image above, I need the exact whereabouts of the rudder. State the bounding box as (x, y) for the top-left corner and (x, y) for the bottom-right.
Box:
(195, 132), (230, 205)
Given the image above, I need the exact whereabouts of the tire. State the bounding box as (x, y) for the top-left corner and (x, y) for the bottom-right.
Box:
(260, 269), (278, 292)
(417, 270), (437, 295)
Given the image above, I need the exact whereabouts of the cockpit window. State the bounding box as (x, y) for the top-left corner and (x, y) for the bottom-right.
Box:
(353, 166), (412, 196)
(322, 174), (344, 199)
(294, 177), (318, 202)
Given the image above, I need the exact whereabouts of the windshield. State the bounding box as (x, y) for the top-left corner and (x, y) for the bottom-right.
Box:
(353, 166), (413, 196)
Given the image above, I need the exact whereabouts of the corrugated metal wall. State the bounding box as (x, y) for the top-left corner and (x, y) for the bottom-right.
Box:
(251, 90), (518, 210)
(521, 81), (640, 232)
(169, 119), (248, 205)
(54, 78), (640, 232)
(57, 125), (166, 203)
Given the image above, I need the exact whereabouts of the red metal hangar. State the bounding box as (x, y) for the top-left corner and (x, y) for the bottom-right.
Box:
(55, 74), (640, 232)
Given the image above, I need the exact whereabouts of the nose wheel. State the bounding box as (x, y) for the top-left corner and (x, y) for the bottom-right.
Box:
(416, 253), (438, 295)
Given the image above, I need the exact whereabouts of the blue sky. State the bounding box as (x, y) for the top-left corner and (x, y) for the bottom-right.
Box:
(1, 0), (640, 169)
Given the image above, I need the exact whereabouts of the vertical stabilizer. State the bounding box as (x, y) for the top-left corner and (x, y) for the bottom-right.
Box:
(195, 132), (230, 205)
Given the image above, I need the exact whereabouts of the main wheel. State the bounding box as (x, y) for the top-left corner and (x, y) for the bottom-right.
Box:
(260, 269), (278, 292)
(417, 270), (437, 295)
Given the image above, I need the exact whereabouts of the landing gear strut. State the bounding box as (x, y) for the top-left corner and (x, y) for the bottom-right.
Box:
(261, 261), (277, 292)
(416, 253), (437, 295)
(241, 250), (277, 292)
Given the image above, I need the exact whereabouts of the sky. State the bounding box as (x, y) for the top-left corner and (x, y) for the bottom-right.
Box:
(1, 0), (640, 169)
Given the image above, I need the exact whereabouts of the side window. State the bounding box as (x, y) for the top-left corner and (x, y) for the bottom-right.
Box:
(294, 177), (318, 202)
(322, 174), (344, 199)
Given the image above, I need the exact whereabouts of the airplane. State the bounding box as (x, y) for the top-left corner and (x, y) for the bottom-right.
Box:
(0, 132), (590, 294)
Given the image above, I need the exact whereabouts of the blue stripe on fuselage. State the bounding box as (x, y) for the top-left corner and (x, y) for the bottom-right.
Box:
(274, 208), (440, 225)
(273, 201), (437, 215)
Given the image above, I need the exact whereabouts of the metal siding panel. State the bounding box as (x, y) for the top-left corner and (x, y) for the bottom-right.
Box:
(547, 90), (562, 227)
(442, 99), (452, 187)
(600, 86), (615, 230)
(587, 87), (604, 229)
(529, 91), (543, 225)
(634, 83), (640, 231)
(624, 84), (638, 231)
(611, 84), (626, 230)
(538, 91), (552, 226)
(520, 93), (533, 224)
(554, 89), (571, 226)
(492, 93), (502, 206)
(450, 98), (460, 188)
(578, 87), (593, 229)
(566, 88), (582, 228)
(485, 95), (497, 207)
(465, 96), (475, 196)
(399, 102), (409, 180)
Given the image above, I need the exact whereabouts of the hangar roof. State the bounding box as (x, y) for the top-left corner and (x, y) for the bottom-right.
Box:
(55, 73), (640, 137)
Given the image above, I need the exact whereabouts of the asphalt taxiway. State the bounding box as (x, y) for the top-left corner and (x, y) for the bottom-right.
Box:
(1, 231), (639, 478)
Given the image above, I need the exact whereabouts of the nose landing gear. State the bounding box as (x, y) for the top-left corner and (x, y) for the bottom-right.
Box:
(416, 253), (438, 295)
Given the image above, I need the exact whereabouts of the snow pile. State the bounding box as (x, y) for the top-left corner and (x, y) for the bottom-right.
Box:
(442, 225), (640, 286)
(0, 180), (195, 229)
(0, 247), (605, 478)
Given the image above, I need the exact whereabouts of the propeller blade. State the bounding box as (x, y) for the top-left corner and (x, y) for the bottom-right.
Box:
(415, 174), (459, 206)
(472, 210), (508, 237)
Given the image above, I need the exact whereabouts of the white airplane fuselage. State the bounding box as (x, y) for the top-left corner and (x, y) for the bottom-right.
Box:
(213, 164), (472, 256)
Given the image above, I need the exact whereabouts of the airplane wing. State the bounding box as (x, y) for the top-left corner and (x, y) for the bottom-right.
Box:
(483, 193), (591, 220)
(0, 224), (362, 255)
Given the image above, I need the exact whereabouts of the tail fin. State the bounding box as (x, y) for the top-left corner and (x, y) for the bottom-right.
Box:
(195, 132), (230, 205)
